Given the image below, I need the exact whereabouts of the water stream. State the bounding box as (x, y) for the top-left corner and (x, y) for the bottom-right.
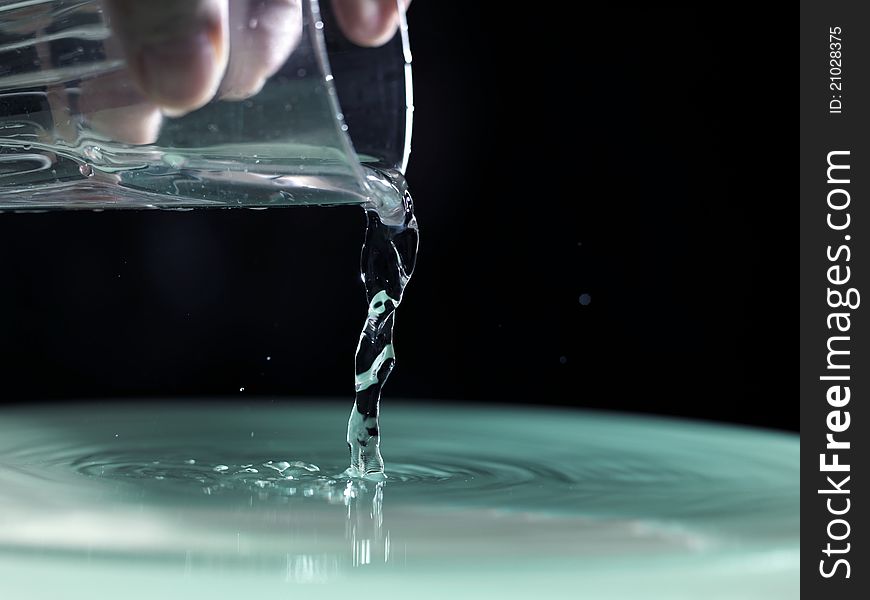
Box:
(348, 169), (418, 477)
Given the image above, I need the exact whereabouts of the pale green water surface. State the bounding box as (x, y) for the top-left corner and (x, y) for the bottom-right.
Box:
(0, 401), (799, 599)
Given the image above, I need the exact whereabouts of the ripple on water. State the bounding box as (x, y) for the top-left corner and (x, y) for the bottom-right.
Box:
(69, 452), (551, 501)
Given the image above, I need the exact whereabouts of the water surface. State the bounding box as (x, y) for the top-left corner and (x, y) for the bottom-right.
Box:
(0, 401), (798, 599)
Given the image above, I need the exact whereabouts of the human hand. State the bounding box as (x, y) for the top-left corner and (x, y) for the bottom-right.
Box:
(77, 0), (410, 144)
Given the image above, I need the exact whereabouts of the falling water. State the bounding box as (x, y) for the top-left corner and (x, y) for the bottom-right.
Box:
(347, 168), (418, 477)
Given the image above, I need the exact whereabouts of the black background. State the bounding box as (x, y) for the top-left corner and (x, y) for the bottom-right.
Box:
(0, 4), (793, 431)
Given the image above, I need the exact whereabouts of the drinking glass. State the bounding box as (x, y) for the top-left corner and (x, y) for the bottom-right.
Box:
(0, 0), (412, 212)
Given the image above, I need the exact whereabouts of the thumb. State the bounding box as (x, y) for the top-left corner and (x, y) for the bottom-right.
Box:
(102, 0), (229, 115)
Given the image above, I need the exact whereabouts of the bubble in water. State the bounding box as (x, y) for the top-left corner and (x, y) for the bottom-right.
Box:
(79, 164), (93, 177)
(263, 461), (291, 473)
(579, 293), (591, 306)
(213, 465), (229, 472)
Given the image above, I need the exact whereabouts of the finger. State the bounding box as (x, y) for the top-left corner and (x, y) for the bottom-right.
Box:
(78, 70), (163, 145)
(74, 34), (163, 146)
(102, 0), (229, 116)
(332, 0), (410, 48)
(220, 0), (303, 100)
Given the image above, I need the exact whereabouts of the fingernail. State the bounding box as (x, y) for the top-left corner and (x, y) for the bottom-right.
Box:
(219, 75), (266, 101)
(333, 0), (384, 46)
(138, 28), (222, 115)
(357, 0), (383, 33)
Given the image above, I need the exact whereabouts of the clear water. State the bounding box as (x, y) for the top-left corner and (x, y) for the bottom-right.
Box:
(0, 401), (798, 599)
(348, 170), (418, 477)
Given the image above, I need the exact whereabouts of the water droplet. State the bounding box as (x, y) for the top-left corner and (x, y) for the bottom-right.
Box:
(314, 20), (324, 30)
(559, 356), (568, 365)
(184, 459), (196, 465)
(163, 153), (186, 168)
(213, 465), (228, 472)
(239, 387), (245, 392)
(83, 145), (102, 161)
(266, 356), (271, 361)
(579, 294), (591, 306)
(288, 461), (319, 473)
(296, 68), (307, 78)
(248, 18), (258, 28)
(79, 164), (93, 177)
(207, 123), (219, 133)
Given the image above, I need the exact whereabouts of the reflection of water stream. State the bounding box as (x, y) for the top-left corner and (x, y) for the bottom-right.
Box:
(345, 480), (387, 568)
(274, 477), (389, 582)
(270, 473), (391, 578)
